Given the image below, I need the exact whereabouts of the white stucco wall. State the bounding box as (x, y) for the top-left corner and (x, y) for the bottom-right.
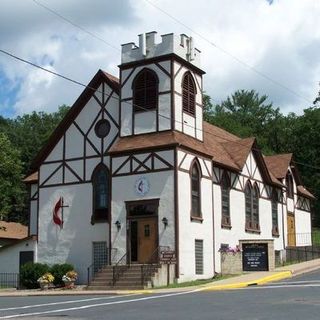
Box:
(173, 61), (203, 140)
(177, 151), (214, 282)
(37, 183), (109, 284)
(295, 209), (312, 246)
(213, 152), (287, 273)
(111, 170), (175, 262)
(120, 61), (172, 136)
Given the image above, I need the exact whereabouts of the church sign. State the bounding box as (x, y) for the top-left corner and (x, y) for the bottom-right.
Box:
(242, 243), (269, 271)
(160, 250), (177, 264)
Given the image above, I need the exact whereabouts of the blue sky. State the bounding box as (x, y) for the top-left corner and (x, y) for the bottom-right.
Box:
(0, 0), (319, 118)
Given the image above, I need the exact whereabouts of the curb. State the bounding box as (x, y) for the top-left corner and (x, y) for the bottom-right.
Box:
(199, 271), (292, 291)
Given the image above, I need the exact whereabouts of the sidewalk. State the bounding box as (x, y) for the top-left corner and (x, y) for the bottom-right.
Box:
(1, 259), (319, 297)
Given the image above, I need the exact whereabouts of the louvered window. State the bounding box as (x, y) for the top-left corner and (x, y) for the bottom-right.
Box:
(221, 171), (231, 227)
(245, 181), (260, 232)
(133, 69), (158, 112)
(195, 239), (204, 275)
(182, 72), (196, 116)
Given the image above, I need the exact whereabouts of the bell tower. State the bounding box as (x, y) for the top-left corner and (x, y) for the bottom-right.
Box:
(119, 32), (205, 140)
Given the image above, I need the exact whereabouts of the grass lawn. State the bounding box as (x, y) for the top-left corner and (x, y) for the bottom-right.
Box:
(154, 274), (237, 289)
(312, 229), (320, 246)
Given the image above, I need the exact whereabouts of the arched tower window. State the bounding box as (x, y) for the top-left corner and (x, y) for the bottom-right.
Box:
(286, 172), (294, 199)
(92, 164), (109, 223)
(133, 68), (158, 112)
(245, 181), (260, 231)
(190, 159), (201, 219)
(271, 189), (279, 236)
(221, 171), (231, 227)
(182, 72), (196, 116)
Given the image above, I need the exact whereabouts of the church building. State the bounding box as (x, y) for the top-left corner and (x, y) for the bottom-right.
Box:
(0, 32), (314, 286)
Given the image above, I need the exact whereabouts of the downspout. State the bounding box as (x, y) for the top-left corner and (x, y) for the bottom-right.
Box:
(281, 186), (286, 249)
(211, 161), (216, 275)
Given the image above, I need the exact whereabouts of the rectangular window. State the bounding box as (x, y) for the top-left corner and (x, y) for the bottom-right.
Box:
(195, 239), (204, 275)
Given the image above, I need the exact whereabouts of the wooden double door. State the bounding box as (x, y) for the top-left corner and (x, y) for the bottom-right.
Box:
(126, 199), (159, 264)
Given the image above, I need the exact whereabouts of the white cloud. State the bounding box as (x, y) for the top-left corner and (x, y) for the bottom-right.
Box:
(0, 0), (319, 116)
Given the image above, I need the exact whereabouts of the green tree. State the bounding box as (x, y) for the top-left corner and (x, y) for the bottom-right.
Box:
(205, 90), (281, 153)
(0, 133), (25, 222)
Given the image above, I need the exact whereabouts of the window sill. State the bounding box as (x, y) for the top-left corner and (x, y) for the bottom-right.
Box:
(272, 232), (280, 238)
(190, 216), (203, 223)
(221, 224), (232, 230)
(183, 110), (196, 118)
(245, 228), (261, 234)
(91, 217), (108, 225)
(134, 108), (156, 114)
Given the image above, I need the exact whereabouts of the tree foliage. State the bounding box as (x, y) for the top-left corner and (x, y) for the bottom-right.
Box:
(204, 90), (320, 226)
(0, 105), (69, 224)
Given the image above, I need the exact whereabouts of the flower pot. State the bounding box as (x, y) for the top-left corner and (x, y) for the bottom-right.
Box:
(63, 280), (75, 288)
(39, 282), (49, 290)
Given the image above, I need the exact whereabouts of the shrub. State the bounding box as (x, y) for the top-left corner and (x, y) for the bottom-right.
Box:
(50, 263), (74, 286)
(20, 262), (50, 289)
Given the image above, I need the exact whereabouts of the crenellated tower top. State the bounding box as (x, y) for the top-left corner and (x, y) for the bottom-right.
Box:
(121, 31), (201, 68)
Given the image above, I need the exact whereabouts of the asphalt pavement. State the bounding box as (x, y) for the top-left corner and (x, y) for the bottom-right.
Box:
(1, 269), (320, 320)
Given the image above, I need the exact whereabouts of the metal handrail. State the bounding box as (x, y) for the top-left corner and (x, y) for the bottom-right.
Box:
(112, 251), (129, 286)
(141, 246), (171, 286)
(87, 248), (118, 286)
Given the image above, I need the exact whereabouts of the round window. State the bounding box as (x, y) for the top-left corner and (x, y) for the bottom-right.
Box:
(94, 119), (111, 138)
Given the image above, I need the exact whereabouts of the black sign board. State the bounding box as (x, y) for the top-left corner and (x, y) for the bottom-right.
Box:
(160, 250), (176, 264)
(242, 243), (269, 271)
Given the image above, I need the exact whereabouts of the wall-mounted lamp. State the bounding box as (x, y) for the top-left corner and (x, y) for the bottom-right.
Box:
(162, 217), (168, 228)
(115, 220), (121, 231)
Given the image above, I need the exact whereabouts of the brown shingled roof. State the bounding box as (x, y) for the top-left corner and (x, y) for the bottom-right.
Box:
(297, 185), (316, 200)
(23, 171), (38, 184)
(222, 137), (255, 169)
(264, 153), (292, 179)
(0, 221), (28, 240)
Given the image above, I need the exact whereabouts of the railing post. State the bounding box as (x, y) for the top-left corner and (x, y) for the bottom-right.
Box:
(141, 265), (144, 286)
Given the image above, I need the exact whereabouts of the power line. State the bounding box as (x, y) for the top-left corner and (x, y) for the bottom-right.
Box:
(144, 0), (313, 105)
(0, 47), (318, 178)
(31, 0), (120, 52)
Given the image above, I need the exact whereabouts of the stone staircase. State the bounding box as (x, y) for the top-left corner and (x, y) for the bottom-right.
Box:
(87, 264), (160, 290)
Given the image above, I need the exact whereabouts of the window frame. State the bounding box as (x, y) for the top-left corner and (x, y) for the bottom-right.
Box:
(271, 189), (279, 236)
(190, 159), (202, 221)
(245, 181), (260, 233)
(221, 171), (231, 229)
(91, 164), (110, 224)
(182, 72), (197, 116)
(132, 68), (159, 113)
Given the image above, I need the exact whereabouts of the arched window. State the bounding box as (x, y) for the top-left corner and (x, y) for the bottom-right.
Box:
(190, 160), (201, 219)
(92, 164), (109, 223)
(182, 72), (196, 116)
(221, 171), (231, 227)
(286, 172), (294, 199)
(271, 189), (279, 236)
(133, 68), (158, 112)
(245, 181), (260, 231)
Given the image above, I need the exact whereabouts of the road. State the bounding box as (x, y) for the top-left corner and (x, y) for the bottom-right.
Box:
(0, 270), (320, 320)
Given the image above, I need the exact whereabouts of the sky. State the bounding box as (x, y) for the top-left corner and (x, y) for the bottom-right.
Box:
(0, 0), (319, 118)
